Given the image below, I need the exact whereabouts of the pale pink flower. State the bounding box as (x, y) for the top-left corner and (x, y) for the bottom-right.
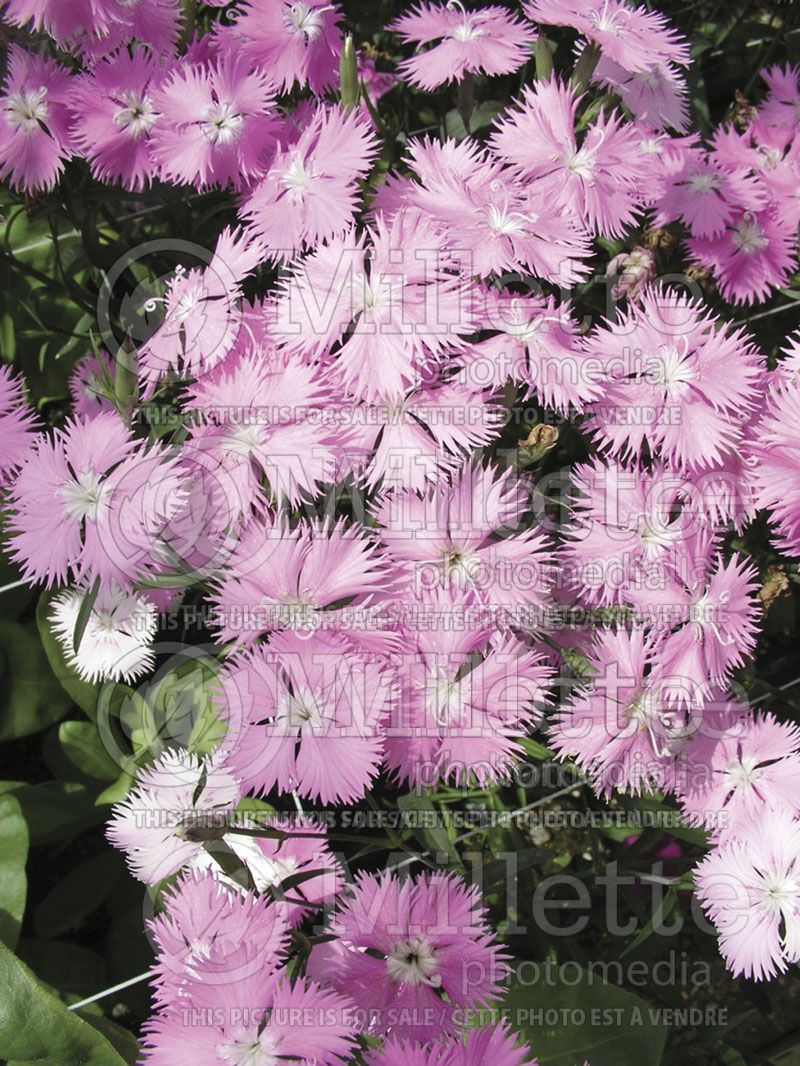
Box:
(750, 359), (800, 557)
(308, 870), (508, 1042)
(390, 2), (535, 89)
(0, 365), (36, 486)
(695, 808), (800, 980)
(68, 351), (116, 417)
(0, 46), (73, 192)
(241, 104), (378, 257)
(368, 1025), (537, 1066)
(592, 52), (689, 131)
(233, 0), (344, 93)
(759, 64), (800, 131)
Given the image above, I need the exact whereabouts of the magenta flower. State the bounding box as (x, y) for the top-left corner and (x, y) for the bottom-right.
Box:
(274, 212), (475, 401)
(759, 64), (800, 131)
(583, 288), (763, 470)
(695, 808), (800, 980)
(524, 0), (690, 73)
(69, 49), (164, 191)
(150, 53), (278, 189)
(751, 359), (800, 556)
(107, 749), (241, 884)
(211, 516), (391, 645)
(592, 53), (689, 131)
(308, 870), (508, 1042)
(655, 148), (767, 237)
(242, 104), (378, 257)
(378, 463), (553, 616)
(678, 708), (800, 843)
(385, 604), (552, 787)
(490, 78), (645, 238)
(390, 2), (535, 90)
(148, 867), (290, 1006)
(139, 226), (265, 395)
(0, 46), (73, 192)
(2, 0), (180, 57)
(687, 207), (797, 304)
(218, 631), (394, 804)
(0, 365), (36, 486)
(234, 0), (343, 93)
(8, 411), (187, 589)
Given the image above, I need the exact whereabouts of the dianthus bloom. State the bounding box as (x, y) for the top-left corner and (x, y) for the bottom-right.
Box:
(390, 2), (535, 89)
(695, 808), (800, 980)
(69, 49), (164, 191)
(308, 870), (508, 1042)
(218, 631), (394, 804)
(233, 0), (344, 93)
(50, 584), (158, 684)
(0, 365), (36, 485)
(490, 78), (645, 238)
(591, 53), (689, 131)
(583, 288), (763, 469)
(750, 354), (800, 556)
(368, 1025), (537, 1066)
(68, 351), (116, 417)
(0, 46), (73, 192)
(7, 411), (186, 589)
(523, 0), (690, 73)
(150, 53), (278, 189)
(107, 749), (241, 884)
(241, 104), (378, 257)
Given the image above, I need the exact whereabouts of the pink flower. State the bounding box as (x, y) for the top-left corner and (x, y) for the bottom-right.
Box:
(377, 463), (553, 617)
(150, 53), (278, 189)
(69, 49), (164, 191)
(233, 0), (343, 94)
(524, 0), (690, 73)
(218, 631), (394, 804)
(139, 226), (265, 395)
(466, 287), (600, 411)
(583, 288), (763, 470)
(687, 207), (797, 305)
(390, 2), (535, 89)
(0, 365), (36, 486)
(7, 411), (187, 589)
(308, 870), (508, 1042)
(388, 138), (592, 283)
(143, 972), (357, 1065)
(368, 1025), (537, 1066)
(148, 867), (290, 1006)
(592, 53), (689, 131)
(549, 626), (691, 795)
(385, 603), (552, 787)
(678, 707), (800, 843)
(68, 351), (116, 417)
(695, 808), (800, 980)
(654, 148), (767, 238)
(242, 104), (378, 257)
(185, 346), (354, 510)
(0, 46), (73, 192)
(273, 212), (475, 401)
(759, 64), (800, 131)
(106, 749), (241, 884)
(490, 78), (645, 238)
(751, 361), (800, 556)
(211, 516), (391, 644)
(2, 0), (181, 57)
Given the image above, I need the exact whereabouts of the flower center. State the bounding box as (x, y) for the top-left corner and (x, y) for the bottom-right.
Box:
(733, 218), (768, 254)
(61, 469), (110, 523)
(687, 171), (721, 195)
(5, 87), (49, 133)
(486, 205), (527, 236)
(448, 17), (485, 41)
(387, 936), (441, 986)
(218, 1027), (280, 1066)
(284, 685), (323, 729)
(282, 1), (324, 40)
(281, 153), (314, 197)
(646, 346), (695, 397)
(639, 520), (679, 556)
(426, 669), (464, 726)
(589, 0), (629, 35)
(112, 91), (157, 139)
(563, 147), (595, 180)
(723, 753), (760, 789)
(202, 101), (244, 146)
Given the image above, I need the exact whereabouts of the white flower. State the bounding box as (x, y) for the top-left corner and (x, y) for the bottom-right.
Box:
(50, 584), (158, 684)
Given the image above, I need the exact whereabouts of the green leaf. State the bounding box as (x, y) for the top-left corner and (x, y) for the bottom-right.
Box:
(0, 795), (28, 949)
(0, 938), (126, 1065)
(0, 782), (105, 847)
(396, 793), (464, 870)
(505, 963), (667, 1066)
(34, 852), (123, 940)
(73, 577), (101, 655)
(0, 621), (72, 740)
(620, 888), (678, 959)
(16, 939), (106, 1001)
(59, 721), (121, 781)
(74, 1013), (140, 1066)
(36, 590), (100, 718)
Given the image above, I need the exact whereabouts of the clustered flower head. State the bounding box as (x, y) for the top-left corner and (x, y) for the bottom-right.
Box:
(3, 0), (800, 1058)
